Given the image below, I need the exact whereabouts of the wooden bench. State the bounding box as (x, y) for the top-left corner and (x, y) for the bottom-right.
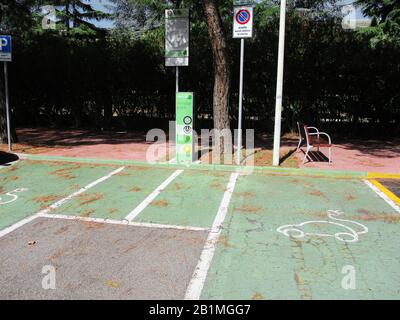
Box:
(297, 122), (332, 164)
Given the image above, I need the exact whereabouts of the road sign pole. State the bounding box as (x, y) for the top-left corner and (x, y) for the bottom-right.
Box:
(233, 4), (252, 165)
(176, 66), (179, 93)
(4, 62), (11, 152)
(272, 0), (287, 166)
(237, 38), (245, 165)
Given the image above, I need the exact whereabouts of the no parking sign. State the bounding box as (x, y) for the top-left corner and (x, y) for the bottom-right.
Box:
(233, 6), (253, 38)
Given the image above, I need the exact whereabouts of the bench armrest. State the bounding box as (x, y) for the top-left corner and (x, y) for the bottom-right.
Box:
(307, 126), (319, 133)
(318, 132), (331, 144)
(308, 132), (331, 145)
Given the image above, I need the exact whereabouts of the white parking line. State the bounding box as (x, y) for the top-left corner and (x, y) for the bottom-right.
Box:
(39, 213), (208, 232)
(125, 169), (184, 221)
(363, 179), (400, 213)
(184, 172), (240, 300)
(0, 166), (125, 238)
(0, 213), (42, 238)
(39, 166), (125, 215)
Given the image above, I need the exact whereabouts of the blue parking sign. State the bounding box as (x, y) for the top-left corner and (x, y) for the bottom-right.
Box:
(0, 35), (12, 62)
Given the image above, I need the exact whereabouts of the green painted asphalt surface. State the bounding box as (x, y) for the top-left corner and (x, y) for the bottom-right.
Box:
(202, 174), (400, 299)
(48, 166), (229, 228)
(135, 170), (230, 228)
(1, 159), (400, 299)
(0, 160), (119, 230)
(51, 166), (176, 220)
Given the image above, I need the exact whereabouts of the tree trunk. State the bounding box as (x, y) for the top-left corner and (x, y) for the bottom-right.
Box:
(203, 0), (231, 155)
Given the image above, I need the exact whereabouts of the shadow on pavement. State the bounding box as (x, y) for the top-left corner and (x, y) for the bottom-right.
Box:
(0, 151), (19, 165)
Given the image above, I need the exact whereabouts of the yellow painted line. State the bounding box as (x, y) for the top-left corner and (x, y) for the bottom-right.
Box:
(369, 179), (400, 206)
(367, 172), (400, 179)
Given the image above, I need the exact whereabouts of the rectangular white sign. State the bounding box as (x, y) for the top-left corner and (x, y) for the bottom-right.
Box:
(165, 9), (189, 67)
(233, 6), (253, 39)
(233, 0), (254, 5)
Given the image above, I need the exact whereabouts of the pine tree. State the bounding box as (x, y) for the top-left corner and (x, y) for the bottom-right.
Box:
(357, 0), (400, 22)
(356, 0), (400, 47)
(52, 0), (111, 36)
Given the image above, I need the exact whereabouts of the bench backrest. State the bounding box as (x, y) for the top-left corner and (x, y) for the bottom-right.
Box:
(297, 121), (311, 146)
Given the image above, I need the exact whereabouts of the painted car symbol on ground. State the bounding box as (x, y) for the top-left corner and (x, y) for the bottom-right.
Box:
(277, 209), (368, 243)
(0, 188), (28, 205)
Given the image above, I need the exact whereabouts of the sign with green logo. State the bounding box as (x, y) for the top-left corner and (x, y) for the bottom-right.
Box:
(165, 9), (189, 66)
(176, 92), (194, 164)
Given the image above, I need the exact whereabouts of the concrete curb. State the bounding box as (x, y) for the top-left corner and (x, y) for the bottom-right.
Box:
(15, 153), (382, 179)
(367, 172), (400, 179)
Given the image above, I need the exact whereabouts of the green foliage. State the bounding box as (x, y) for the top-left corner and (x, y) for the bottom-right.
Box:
(356, 0), (400, 47)
(1, 0), (399, 136)
(0, 0), (39, 35)
(40, 0), (111, 36)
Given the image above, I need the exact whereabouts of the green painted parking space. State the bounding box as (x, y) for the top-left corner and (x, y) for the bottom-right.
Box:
(135, 170), (231, 228)
(2, 158), (400, 300)
(50, 166), (176, 220)
(0, 160), (120, 230)
(201, 174), (400, 299)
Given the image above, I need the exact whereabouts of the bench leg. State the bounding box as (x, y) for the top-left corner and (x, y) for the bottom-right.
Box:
(297, 138), (302, 151)
(303, 146), (312, 164)
(329, 147), (332, 165)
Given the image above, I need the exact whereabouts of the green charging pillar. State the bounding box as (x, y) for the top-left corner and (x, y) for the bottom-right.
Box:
(176, 92), (194, 164)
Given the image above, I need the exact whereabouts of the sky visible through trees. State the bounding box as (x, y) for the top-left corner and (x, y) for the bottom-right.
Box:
(87, 0), (366, 28)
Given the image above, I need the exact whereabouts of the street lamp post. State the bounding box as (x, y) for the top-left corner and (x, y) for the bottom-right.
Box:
(272, 0), (287, 166)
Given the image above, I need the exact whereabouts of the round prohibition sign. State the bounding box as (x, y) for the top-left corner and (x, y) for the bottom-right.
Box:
(236, 9), (251, 25)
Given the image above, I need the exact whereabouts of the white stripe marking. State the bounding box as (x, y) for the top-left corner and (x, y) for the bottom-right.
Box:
(39, 213), (208, 232)
(363, 179), (400, 213)
(125, 169), (184, 221)
(168, 157), (176, 163)
(0, 213), (41, 238)
(38, 166), (125, 215)
(184, 172), (240, 300)
(0, 166), (125, 238)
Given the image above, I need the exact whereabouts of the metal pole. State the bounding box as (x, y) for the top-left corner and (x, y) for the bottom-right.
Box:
(4, 62), (11, 152)
(176, 66), (179, 93)
(237, 38), (245, 165)
(272, 0), (287, 166)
